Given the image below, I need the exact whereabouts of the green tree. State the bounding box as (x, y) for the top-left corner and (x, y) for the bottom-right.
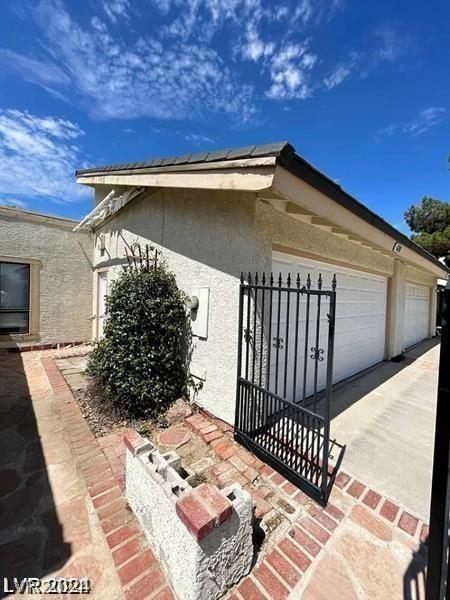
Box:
(404, 197), (450, 267)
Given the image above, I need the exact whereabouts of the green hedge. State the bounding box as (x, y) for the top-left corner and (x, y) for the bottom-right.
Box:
(87, 264), (191, 419)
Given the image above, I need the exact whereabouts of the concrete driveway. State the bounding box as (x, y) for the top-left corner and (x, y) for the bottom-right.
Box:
(328, 339), (440, 521)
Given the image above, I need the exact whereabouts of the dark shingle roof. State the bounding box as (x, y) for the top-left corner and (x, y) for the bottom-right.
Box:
(75, 142), (294, 176)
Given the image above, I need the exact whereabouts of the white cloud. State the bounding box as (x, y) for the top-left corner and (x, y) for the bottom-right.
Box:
(241, 25), (274, 62)
(0, 109), (88, 203)
(0, 0), (400, 119)
(185, 133), (216, 145)
(293, 0), (314, 25)
(0, 48), (70, 102)
(323, 26), (411, 91)
(377, 107), (446, 140)
(266, 43), (317, 100)
(5, 0), (255, 122)
(323, 51), (359, 89)
(102, 0), (131, 23)
(373, 26), (410, 64)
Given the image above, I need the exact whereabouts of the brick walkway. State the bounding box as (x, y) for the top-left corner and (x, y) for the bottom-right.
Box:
(96, 407), (429, 600)
(184, 412), (429, 599)
(0, 350), (173, 599)
(2, 350), (428, 599)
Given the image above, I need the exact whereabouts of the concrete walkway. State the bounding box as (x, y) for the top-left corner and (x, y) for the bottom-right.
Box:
(329, 339), (439, 521)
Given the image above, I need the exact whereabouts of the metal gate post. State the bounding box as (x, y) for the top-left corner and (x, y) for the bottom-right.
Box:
(322, 278), (336, 500)
(234, 274), (245, 432)
(427, 280), (450, 600)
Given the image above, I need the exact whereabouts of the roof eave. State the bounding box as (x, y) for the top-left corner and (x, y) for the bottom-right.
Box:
(277, 154), (448, 277)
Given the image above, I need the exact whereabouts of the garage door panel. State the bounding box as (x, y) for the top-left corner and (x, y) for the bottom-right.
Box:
(404, 283), (430, 349)
(272, 252), (387, 400)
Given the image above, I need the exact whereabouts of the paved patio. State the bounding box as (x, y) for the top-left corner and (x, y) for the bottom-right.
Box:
(329, 338), (439, 521)
(0, 348), (174, 599)
(0, 343), (437, 599)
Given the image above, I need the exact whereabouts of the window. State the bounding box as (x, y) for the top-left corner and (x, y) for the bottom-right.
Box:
(0, 262), (30, 334)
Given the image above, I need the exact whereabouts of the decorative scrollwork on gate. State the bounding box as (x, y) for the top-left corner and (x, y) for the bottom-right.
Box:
(243, 328), (253, 343)
(310, 347), (325, 361)
(272, 336), (284, 349)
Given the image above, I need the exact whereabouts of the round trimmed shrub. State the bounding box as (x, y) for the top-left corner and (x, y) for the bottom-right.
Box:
(87, 264), (190, 419)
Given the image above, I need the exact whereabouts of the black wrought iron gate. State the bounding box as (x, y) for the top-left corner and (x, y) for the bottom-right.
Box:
(234, 271), (336, 506)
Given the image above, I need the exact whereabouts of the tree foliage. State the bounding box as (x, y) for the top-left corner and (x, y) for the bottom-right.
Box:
(404, 197), (450, 267)
(86, 264), (191, 419)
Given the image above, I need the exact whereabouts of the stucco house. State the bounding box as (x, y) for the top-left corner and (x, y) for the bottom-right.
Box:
(74, 142), (447, 426)
(0, 205), (93, 350)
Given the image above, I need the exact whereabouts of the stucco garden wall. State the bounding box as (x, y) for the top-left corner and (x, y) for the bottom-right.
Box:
(0, 210), (93, 348)
(93, 188), (268, 424)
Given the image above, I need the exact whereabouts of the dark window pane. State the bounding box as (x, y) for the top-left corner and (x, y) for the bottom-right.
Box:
(0, 312), (29, 333)
(0, 263), (30, 310)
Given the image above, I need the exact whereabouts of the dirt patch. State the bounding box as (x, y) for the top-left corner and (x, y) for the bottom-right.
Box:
(73, 379), (130, 438)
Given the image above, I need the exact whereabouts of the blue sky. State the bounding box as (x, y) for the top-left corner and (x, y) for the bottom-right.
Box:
(0, 0), (448, 231)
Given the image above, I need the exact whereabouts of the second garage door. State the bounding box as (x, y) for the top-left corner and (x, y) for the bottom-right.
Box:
(272, 252), (387, 401)
(404, 283), (430, 349)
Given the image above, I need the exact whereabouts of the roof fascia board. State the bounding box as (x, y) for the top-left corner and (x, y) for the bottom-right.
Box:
(273, 164), (447, 278)
(76, 156), (276, 179)
(76, 164), (275, 192)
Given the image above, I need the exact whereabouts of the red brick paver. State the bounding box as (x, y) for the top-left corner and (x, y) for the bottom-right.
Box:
(398, 511), (419, 536)
(379, 499), (400, 523)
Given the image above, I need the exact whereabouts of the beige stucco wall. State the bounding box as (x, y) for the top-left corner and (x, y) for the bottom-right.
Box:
(0, 211), (93, 347)
(92, 187), (265, 424)
(404, 264), (436, 287)
(92, 188), (440, 423)
(255, 201), (395, 276)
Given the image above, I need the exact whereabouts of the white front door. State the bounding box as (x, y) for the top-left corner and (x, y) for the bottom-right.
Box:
(272, 251), (388, 401)
(97, 271), (108, 338)
(404, 283), (430, 349)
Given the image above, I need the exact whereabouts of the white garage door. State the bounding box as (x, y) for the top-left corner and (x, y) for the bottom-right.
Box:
(271, 252), (387, 402)
(404, 283), (430, 349)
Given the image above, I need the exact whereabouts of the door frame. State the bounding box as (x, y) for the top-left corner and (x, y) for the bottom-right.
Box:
(96, 268), (109, 339)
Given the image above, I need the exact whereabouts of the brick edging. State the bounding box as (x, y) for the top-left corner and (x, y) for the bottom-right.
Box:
(41, 357), (174, 600)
